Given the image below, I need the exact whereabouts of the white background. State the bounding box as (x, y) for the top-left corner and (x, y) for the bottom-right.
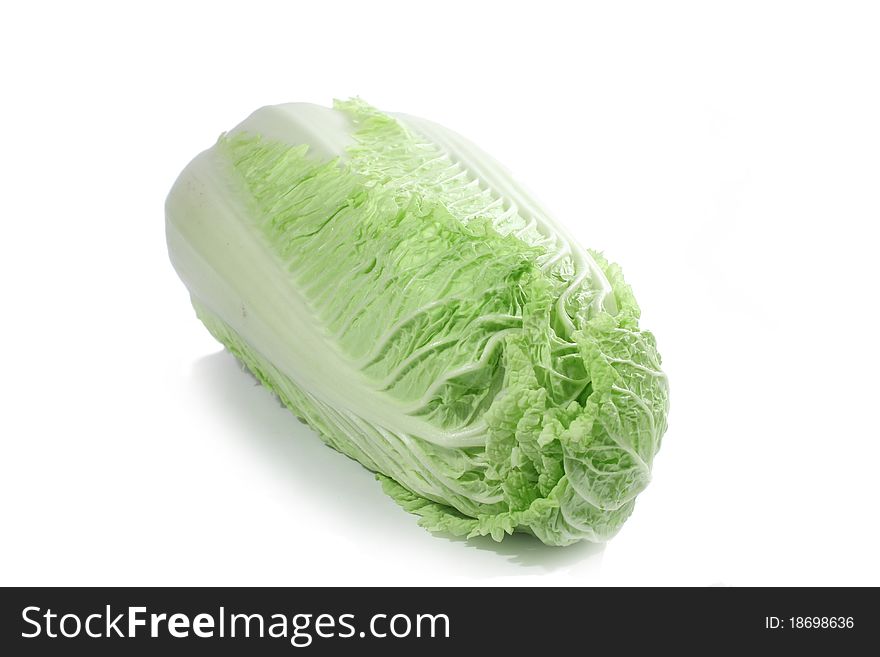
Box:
(2, 1), (878, 586)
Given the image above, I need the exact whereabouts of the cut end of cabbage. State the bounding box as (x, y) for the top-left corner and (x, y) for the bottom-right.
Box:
(166, 99), (669, 546)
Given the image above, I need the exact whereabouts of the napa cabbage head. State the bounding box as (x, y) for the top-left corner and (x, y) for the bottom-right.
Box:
(165, 98), (670, 546)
